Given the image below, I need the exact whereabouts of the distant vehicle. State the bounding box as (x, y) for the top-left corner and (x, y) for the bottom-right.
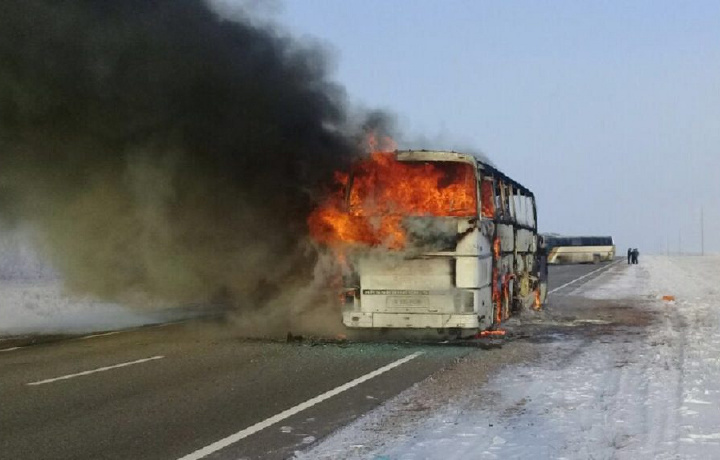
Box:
(318, 150), (546, 338)
(544, 235), (615, 264)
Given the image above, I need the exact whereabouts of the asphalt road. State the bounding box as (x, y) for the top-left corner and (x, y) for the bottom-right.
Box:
(0, 261), (617, 460)
(546, 258), (622, 294)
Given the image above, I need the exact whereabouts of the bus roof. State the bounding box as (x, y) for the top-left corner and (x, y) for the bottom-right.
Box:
(543, 235), (615, 247)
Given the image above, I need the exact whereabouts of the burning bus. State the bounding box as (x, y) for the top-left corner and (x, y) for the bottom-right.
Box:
(309, 149), (545, 338)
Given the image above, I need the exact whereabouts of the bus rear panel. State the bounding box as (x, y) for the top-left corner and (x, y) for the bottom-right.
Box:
(338, 150), (545, 337)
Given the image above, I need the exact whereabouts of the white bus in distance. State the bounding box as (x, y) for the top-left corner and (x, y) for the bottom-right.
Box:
(544, 235), (616, 264)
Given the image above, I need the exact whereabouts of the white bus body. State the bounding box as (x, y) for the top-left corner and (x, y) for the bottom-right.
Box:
(545, 236), (615, 264)
(340, 150), (544, 337)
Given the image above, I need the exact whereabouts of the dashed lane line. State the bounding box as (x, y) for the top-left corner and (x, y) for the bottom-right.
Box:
(27, 355), (165, 386)
(79, 331), (122, 340)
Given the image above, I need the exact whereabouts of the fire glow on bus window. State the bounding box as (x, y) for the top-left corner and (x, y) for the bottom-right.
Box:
(347, 155), (477, 217)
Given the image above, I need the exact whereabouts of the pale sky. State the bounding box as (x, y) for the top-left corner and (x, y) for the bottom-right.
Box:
(277, 0), (720, 254)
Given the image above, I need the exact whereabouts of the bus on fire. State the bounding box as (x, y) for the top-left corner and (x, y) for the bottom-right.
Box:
(309, 149), (546, 338)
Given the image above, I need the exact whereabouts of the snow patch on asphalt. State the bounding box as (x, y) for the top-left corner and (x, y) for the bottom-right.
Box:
(296, 256), (720, 459)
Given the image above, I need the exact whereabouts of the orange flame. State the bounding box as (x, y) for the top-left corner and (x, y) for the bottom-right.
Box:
(477, 329), (506, 337)
(492, 237), (502, 324)
(308, 151), (477, 249)
(534, 288), (542, 311)
(492, 267), (500, 323)
(480, 178), (495, 218)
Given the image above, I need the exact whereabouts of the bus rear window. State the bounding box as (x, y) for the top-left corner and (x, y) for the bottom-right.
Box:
(347, 156), (477, 217)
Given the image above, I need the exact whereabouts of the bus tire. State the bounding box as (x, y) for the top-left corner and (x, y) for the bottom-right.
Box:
(593, 254), (601, 264)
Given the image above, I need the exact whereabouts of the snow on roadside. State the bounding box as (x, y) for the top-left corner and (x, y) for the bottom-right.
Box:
(0, 282), (165, 335)
(575, 258), (651, 300)
(0, 229), (164, 335)
(296, 256), (720, 459)
(647, 257), (720, 455)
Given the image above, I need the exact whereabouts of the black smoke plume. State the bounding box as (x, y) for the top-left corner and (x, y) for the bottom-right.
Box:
(0, 0), (375, 315)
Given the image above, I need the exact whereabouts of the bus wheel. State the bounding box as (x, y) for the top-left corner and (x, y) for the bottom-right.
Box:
(511, 298), (523, 315)
(593, 254), (601, 264)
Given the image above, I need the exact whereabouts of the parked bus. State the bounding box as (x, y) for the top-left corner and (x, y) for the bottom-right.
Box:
(544, 235), (615, 264)
(332, 150), (545, 338)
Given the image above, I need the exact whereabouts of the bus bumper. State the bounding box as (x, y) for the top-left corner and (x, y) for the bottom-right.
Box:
(342, 312), (480, 329)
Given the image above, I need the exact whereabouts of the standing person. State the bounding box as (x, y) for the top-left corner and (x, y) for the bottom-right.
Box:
(632, 248), (640, 264)
(627, 248), (632, 264)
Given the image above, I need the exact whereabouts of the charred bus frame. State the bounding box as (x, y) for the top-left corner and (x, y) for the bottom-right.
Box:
(340, 150), (545, 337)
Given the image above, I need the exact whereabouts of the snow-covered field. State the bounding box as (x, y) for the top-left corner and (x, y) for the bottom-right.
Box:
(0, 282), (166, 335)
(297, 256), (720, 459)
(0, 230), (163, 335)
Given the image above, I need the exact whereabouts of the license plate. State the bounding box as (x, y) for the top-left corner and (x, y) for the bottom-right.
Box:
(389, 296), (426, 307)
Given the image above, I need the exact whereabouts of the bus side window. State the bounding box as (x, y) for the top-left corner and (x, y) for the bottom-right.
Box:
(530, 196), (537, 228)
(480, 176), (495, 218)
(494, 181), (503, 218)
(500, 182), (510, 219)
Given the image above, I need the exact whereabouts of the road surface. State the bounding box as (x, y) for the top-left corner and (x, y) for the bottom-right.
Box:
(0, 261), (617, 460)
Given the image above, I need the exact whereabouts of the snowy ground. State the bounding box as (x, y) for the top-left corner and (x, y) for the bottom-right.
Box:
(0, 281), (168, 335)
(296, 256), (720, 459)
(0, 229), (167, 335)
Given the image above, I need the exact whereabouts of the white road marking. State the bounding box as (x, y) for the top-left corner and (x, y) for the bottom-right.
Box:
(0, 347), (22, 352)
(177, 351), (425, 460)
(549, 259), (623, 295)
(27, 355), (165, 386)
(79, 331), (122, 340)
